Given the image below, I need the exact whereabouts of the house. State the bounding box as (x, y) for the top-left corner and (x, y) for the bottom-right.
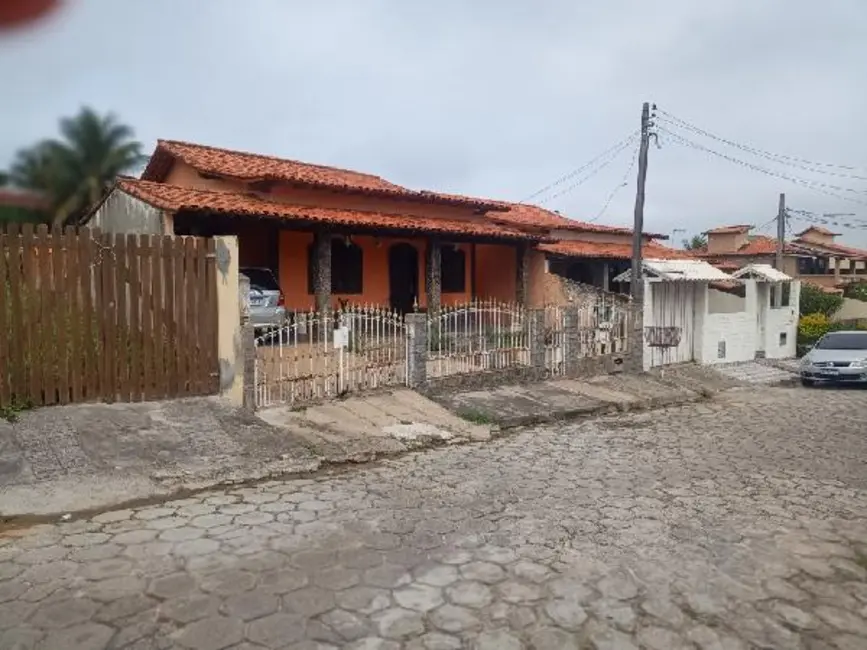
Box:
(615, 260), (799, 369)
(88, 140), (678, 312)
(790, 226), (867, 287)
(0, 188), (50, 224)
(696, 223), (867, 291)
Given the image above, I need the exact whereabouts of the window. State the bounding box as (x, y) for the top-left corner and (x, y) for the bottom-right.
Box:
(441, 246), (466, 293)
(815, 332), (867, 350)
(797, 256), (828, 275)
(307, 238), (364, 295)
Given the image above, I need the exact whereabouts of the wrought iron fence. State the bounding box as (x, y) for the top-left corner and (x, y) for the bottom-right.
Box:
(427, 300), (530, 378)
(254, 305), (407, 408)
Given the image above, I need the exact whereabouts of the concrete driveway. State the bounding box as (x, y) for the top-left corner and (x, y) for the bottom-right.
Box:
(2, 385), (867, 649)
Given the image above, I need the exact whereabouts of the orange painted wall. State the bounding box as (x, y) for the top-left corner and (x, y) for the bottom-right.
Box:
(475, 244), (517, 303)
(278, 231), (473, 311)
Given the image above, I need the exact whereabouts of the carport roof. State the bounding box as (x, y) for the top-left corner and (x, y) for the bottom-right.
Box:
(730, 264), (792, 282)
(612, 259), (735, 282)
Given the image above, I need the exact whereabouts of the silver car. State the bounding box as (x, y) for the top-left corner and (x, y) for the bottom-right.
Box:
(241, 267), (287, 331)
(799, 330), (867, 386)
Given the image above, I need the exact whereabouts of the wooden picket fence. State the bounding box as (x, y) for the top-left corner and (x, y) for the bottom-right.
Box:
(0, 224), (219, 408)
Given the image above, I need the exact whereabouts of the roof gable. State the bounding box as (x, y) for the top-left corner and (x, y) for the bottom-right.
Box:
(704, 224), (753, 235)
(730, 264), (792, 282)
(141, 140), (506, 211)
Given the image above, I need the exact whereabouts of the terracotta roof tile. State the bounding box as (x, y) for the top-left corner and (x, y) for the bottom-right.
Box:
(141, 140), (506, 211)
(704, 224), (753, 235)
(792, 237), (867, 260)
(484, 201), (667, 238)
(537, 239), (691, 260)
(797, 225), (840, 237)
(696, 235), (800, 256)
(114, 179), (537, 242)
(0, 189), (49, 210)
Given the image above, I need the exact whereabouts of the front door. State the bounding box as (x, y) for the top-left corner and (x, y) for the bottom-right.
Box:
(388, 243), (419, 313)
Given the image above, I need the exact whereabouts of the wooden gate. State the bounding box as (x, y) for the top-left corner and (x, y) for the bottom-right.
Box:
(0, 225), (219, 407)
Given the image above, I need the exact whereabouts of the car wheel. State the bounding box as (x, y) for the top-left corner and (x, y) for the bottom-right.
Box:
(801, 378), (815, 387)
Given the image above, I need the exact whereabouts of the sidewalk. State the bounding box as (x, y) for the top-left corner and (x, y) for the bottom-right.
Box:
(1, 366), (752, 519)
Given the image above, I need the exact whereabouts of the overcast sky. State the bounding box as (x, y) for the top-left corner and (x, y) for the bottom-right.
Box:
(2, 0), (866, 244)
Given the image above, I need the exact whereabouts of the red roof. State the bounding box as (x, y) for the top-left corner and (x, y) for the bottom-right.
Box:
(489, 202), (666, 238)
(114, 178), (537, 242)
(142, 140), (506, 211)
(537, 239), (691, 260)
(696, 235), (800, 256)
(796, 225), (840, 237)
(704, 224), (753, 235)
(0, 189), (49, 211)
(792, 237), (867, 260)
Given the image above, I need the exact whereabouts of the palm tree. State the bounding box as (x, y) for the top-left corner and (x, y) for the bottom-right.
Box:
(4, 108), (145, 226)
(682, 234), (707, 251)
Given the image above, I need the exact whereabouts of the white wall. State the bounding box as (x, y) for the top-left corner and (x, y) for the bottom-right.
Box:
(832, 297), (867, 322)
(89, 190), (169, 234)
(698, 283), (757, 365)
(763, 281), (799, 359)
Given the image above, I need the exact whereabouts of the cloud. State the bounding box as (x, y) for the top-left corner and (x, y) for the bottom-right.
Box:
(1, 0), (865, 242)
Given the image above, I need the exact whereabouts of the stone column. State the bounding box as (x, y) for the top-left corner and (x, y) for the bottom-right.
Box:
(238, 272), (256, 411)
(426, 238), (442, 314)
(515, 243), (530, 306)
(623, 302), (645, 374)
(564, 305), (581, 377)
(312, 228), (332, 314)
(405, 312), (428, 388)
(529, 309), (546, 371)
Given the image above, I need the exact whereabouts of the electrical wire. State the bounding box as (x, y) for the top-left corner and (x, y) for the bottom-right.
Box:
(520, 130), (639, 203)
(656, 109), (867, 178)
(537, 135), (638, 205)
(658, 126), (867, 207)
(588, 138), (640, 223)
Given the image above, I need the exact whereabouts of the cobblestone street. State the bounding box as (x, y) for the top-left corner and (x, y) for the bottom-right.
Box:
(2, 386), (867, 649)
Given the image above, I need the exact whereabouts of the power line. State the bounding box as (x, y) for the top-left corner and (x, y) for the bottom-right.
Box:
(538, 135), (638, 205)
(658, 126), (867, 206)
(589, 138), (640, 222)
(656, 108), (867, 178)
(521, 130), (639, 203)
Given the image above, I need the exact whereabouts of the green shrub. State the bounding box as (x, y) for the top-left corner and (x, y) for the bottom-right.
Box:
(798, 312), (830, 345)
(843, 282), (867, 302)
(799, 283), (843, 317)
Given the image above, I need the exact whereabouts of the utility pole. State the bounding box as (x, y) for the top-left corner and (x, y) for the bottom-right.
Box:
(630, 102), (651, 302)
(775, 192), (786, 305)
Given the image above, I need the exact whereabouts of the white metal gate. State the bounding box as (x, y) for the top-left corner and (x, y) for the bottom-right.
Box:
(646, 282), (695, 368)
(254, 307), (408, 408)
(427, 300), (530, 378)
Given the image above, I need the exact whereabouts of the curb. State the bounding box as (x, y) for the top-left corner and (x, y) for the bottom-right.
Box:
(488, 391), (706, 431)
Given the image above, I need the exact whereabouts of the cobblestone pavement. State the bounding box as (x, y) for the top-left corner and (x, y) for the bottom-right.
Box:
(2, 386), (867, 649)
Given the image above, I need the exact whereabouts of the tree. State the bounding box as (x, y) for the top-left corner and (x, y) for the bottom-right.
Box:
(2, 107), (145, 227)
(682, 234), (707, 251)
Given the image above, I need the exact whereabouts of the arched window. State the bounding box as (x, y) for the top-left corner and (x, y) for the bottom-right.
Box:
(307, 238), (364, 294)
(441, 245), (466, 293)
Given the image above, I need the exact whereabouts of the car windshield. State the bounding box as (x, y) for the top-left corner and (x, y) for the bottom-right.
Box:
(242, 268), (280, 292)
(815, 333), (867, 350)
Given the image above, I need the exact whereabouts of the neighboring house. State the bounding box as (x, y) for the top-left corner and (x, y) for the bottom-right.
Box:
(0, 188), (50, 224)
(790, 226), (867, 288)
(695, 223), (867, 292)
(88, 139), (677, 311)
(615, 260), (799, 369)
